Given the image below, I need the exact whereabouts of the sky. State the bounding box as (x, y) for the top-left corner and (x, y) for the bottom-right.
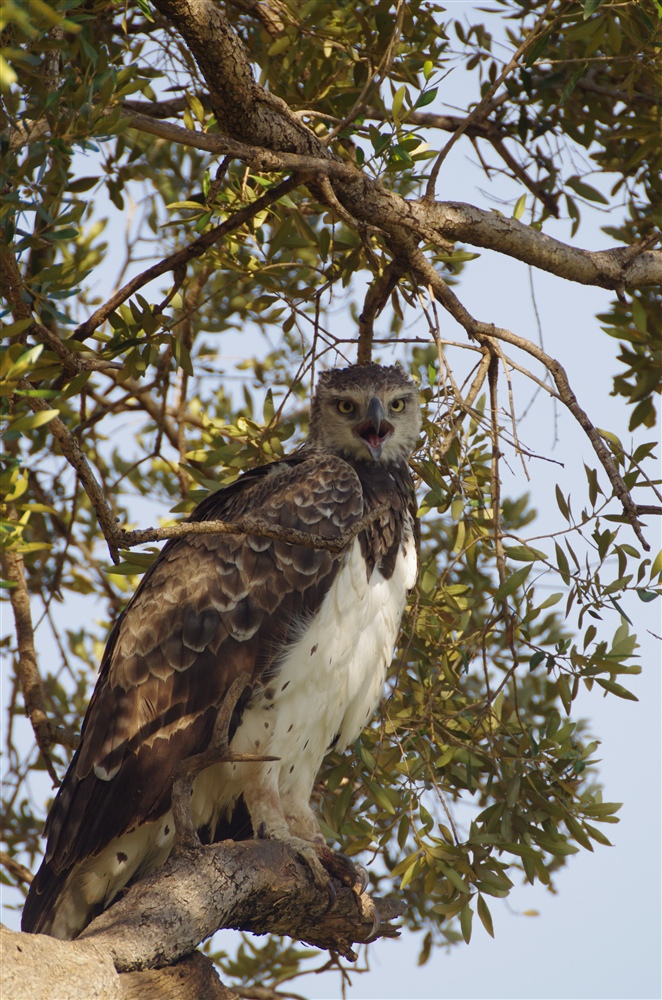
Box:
(2, 4), (660, 998)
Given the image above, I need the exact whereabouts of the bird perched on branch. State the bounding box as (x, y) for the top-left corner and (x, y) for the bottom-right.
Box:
(22, 362), (421, 940)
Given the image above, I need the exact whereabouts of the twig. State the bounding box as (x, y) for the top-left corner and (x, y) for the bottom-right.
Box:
(425, 1), (557, 199)
(0, 851), (34, 886)
(116, 502), (391, 554)
(2, 545), (59, 785)
(16, 379), (122, 562)
(73, 174), (303, 343)
(407, 249), (651, 550)
(487, 351), (507, 591)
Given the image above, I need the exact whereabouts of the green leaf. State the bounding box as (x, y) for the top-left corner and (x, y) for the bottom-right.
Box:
(493, 565), (532, 602)
(636, 589), (659, 603)
(6, 408), (59, 434)
(559, 65), (587, 106)
(582, 0), (603, 17)
(566, 176), (609, 205)
(529, 650), (545, 671)
(595, 678), (638, 701)
(392, 84), (408, 120)
(263, 389), (275, 424)
(512, 194), (526, 220)
(415, 87), (438, 109)
(439, 862), (471, 894)
(4, 345), (44, 380)
(460, 902), (473, 943)
(477, 895), (494, 937)
(554, 542), (571, 583)
(555, 485), (571, 521)
(504, 544), (547, 562)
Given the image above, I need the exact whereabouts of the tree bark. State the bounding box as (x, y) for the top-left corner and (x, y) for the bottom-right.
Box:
(3, 840), (403, 999)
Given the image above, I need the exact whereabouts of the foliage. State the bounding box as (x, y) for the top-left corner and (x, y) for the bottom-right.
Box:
(1, 0), (660, 994)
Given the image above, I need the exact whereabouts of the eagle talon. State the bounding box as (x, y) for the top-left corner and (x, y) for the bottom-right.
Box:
(349, 860), (369, 895)
(323, 877), (337, 914)
(356, 892), (381, 943)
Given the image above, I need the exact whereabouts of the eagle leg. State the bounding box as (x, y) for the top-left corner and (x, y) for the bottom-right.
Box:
(171, 673), (274, 851)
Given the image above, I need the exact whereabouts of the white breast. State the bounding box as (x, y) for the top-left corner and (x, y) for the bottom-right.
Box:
(196, 519), (418, 825)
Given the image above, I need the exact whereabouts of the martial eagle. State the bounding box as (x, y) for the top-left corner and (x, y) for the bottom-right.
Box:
(22, 362), (421, 939)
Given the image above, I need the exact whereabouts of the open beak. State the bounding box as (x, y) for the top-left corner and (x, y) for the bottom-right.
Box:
(354, 396), (393, 460)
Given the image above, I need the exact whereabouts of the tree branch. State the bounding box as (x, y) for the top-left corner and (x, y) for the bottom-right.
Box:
(80, 838), (404, 970)
(357, 262), (405, 364)
(406, 250), (651, 551)
(14, 379), (122, 562)
(116, 502), (390, 554)
(122, 109), (662, 290)
(2, 545), (59, 784)
(73, 173), (302, 343)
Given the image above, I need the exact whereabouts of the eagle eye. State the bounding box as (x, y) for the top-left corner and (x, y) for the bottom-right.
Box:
(337, 399), (355, 414)
(390, 398), (405, 413)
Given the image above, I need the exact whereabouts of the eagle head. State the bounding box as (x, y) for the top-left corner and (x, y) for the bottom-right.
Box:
(308, 363), (421, 464)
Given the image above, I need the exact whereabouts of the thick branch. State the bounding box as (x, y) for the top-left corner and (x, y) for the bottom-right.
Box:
(122, 111), (661, 290)
(409, 201), (661, 289)
(357, 262), (406, 364)
(154, 0), (322, 153)
(81, 838), (404, 970)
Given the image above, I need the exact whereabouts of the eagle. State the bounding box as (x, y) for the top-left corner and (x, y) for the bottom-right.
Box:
(22, 362), (421, 940)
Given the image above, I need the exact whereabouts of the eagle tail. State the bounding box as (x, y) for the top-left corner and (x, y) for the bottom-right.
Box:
(21, 859), (84, 939)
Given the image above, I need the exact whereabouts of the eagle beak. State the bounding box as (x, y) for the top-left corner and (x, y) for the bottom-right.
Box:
(355, 396), (393, 460)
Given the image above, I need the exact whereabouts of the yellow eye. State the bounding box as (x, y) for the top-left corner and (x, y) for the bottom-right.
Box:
(337, 400), (355, 414)
(390, 399), (405, 413)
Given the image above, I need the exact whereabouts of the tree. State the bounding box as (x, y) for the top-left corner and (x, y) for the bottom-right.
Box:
(1, 0), (660, 996)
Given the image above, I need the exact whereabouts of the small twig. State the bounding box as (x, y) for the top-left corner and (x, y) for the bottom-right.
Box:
(0, 851), (34, 886)
(490, 339), (530, 482)
(117, 502), (390, 554)
(2, 545), (59, 785)
(425, 0), (557, 199)
(487, 351), (507, 591)
(73, 174), (303, 343)
(16, 378), (122, 562)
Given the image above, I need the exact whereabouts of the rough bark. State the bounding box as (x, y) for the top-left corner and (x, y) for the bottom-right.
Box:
(141, 0), (660, 291)
(3, 840), (403, 999)
(80, 839), (403, 970)
(1, 926), (237, 999)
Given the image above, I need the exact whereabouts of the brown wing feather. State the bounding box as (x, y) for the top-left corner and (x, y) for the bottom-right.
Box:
(41, 453), (364, 874)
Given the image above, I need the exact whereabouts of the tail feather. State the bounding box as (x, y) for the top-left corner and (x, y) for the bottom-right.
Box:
(21, 859), (79, 939)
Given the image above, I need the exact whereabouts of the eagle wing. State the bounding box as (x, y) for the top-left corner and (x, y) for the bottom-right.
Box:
(40, 452), (364, 875)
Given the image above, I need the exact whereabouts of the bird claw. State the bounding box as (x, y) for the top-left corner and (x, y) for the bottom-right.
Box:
(347, 858), (369, 895)
(272, 837), (379, 934)
(355, 890), (381, 942)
